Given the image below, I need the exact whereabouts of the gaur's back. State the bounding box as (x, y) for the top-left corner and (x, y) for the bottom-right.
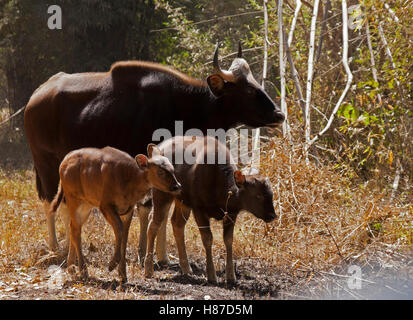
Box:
(158, 136), (238, 214)
(59, 147), (139, 207)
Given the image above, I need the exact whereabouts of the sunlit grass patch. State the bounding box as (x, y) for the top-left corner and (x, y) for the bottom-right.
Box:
(0, 169), (46, 270)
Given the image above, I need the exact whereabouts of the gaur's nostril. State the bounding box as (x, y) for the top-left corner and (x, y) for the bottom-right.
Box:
(264, 213), (277, 223)
(276, 111), (285, 122)
(170, 183), (181, 191)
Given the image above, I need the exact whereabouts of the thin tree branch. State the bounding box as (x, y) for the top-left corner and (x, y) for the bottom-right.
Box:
(309, 0), (353, 146)
(287, 0), (302, 47)
(283, 29), (306, 117)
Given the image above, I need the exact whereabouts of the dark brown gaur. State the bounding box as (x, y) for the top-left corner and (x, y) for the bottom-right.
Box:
(49, 144), (181, 282)
(24, 43), (284, 263)
(144, 136), (277, 284)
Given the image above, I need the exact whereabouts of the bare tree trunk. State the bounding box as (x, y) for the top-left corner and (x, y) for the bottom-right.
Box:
(278, 0), (290, 139)
(309, 0), (353, 146)
(304, 0), (320, 164)
(252, 0), (269, 171)
(284, 29), (306, 117)
(316, 0), (331, 62)
(284, 0), (305, 118)
(365, 20), (382, 105)
(390, 159), (403, 203)
(287, 0), (302, 48)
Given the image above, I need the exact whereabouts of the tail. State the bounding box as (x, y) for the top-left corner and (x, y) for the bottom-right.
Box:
(50, 182), (64, 213)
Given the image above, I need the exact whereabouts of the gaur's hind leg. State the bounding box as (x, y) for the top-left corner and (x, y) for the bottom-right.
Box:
(137, 201), (151, 265)
(33, 152), (61, 252)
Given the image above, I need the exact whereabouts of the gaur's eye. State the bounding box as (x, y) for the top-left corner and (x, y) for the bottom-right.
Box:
(256, 194), (264, 200)
(157, 168), (165, 176)
(246, 87), (255, 96)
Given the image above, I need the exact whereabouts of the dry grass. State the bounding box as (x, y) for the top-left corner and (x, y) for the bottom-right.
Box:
(0, 137), (412, 299)
(234, 138), (412, 273)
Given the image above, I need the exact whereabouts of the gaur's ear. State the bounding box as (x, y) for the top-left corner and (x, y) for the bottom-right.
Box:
(147, 143), (161, 158)
(234, 170), (246, 186)
(135, 154), (148, 169)
(207, 75), (225, 97)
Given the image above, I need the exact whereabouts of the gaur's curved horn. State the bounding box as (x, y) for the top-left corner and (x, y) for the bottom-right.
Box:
(213, 43), (236, 82)
(237, 41), (242, 58)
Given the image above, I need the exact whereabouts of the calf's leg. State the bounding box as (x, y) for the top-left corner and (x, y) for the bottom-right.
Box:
(223, 215), (237, 284)
(118, 207), (134, 282)
(193, 212), (217, 284)
(100, 203), (124, 275)
(171, 201), (192, 275)
(67, 202), (91, 275)
(155, 205), (171, 266)
(144, 190), (173, 278)
(66, 198), (88, 279)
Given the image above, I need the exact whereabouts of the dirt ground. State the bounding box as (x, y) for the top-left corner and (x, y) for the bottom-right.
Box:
(0, 212), (411, 300)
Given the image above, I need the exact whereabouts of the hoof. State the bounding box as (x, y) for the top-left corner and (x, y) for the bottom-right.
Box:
(67, 265), (77, 275)
(207, 276), (218, 285)
(108, 258), (120, 272)
(154, 258), (171, 271)
(226, 278), (236, 286)
(135, 255), (145, 267)
(78, 269), (89, 281)
(144, 265), (154, 278)
(181, 265), (193, 275)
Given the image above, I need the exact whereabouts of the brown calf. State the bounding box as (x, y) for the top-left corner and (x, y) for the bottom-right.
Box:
(49, 144), (181, 282)
(144, 136), (277, 284)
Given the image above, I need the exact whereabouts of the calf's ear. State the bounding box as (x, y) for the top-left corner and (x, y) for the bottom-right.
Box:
(207, 75), (225, 97)
(135, 154), (148, 169)
(234, 170), (246, 186)
(147, 143), (161, 158)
